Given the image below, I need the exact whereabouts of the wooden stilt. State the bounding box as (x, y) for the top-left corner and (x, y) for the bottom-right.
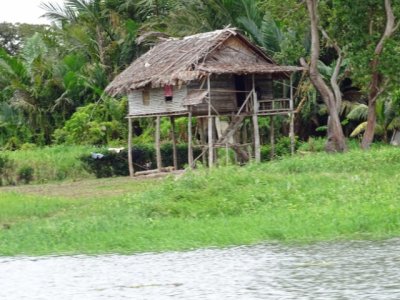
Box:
(233, 122), (239, 164)
(200, 118), (207, 165)
(188, 109), (193, 168)
(270, 115), (275, 159)
(208, 116), (213, 167)
(213, 118), (218, 165)
(289, 75), (295, 155)
(252, 75), (261, 163)
(155, 116), (162, 171)
(225, 143), (229, 165)
(207, 75), (213, 167)
(128, 117), (134, 177)
(170, 116), (178, 170)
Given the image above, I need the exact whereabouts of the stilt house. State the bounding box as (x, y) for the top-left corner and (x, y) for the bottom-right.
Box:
(106, 28), (303, 175)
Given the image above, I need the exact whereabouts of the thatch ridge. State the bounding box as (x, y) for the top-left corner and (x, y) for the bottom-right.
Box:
(106, 28), (303, 96)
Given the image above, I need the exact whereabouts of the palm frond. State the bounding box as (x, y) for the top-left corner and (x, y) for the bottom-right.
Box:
(350, 122), (367, 137)
(317, 60), (332, 80)
(346, 103), (368, 121)
(40, 1), (78, 23)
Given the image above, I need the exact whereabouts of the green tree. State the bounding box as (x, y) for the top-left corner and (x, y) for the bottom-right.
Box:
(329, 0), (400, 148)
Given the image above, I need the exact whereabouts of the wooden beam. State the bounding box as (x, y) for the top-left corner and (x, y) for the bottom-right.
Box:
(289, 75), (295, 155)
(270, 115), (275, 159)
(200, 118), (207, 165)
(135, 167), (174, 176)
(207, 75), (213, 167)
(155, 116), (162, 171)
(128, 117), (134, 177)
(170, 116), (178, 170)
(252, 74), (261, 163)
(188, 109), (194, 168)
(225, 143), (229, 165)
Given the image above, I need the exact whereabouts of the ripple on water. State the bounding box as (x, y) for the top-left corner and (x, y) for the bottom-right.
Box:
(1, 239), (400, 299)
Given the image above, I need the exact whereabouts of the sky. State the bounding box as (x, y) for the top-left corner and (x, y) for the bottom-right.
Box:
(0, 0), (65, 24)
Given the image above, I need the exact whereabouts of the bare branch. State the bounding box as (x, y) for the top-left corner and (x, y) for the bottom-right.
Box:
(319, 28), (344, 111)
(299, 57), (309, 69)
(394, 21), (400, 33)
(319, 27), (342, 54)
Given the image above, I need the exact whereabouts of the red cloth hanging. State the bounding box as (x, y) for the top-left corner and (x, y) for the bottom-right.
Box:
(164, 85), (173, 97)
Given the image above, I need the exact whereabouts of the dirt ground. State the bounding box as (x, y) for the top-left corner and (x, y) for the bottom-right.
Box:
(0, 171), (184, 199)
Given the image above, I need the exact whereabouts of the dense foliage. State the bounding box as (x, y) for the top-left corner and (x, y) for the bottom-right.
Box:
(0, 0), (399, 150)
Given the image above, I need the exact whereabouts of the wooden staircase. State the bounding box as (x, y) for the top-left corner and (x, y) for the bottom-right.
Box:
(216, 115), (249, 162)
(217, 115), (246, 144)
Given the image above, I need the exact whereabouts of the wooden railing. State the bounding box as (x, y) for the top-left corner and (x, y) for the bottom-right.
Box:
(258, 98), (291, 114)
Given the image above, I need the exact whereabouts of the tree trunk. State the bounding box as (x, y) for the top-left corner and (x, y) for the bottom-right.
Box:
(303, 0), (347, 152)
(383, 125), (389, 143)
(361, 0), (397, 149)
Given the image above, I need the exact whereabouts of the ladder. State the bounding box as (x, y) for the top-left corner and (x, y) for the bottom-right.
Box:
(217, 115), (246, 144)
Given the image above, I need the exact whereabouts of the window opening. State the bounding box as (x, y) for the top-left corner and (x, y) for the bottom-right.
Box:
(164, 85), (173, 101)
(142, 89), (150, 106)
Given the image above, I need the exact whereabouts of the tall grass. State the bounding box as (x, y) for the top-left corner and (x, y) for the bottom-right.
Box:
(1, 146), (400, 256)
(4, 145), (100, 183)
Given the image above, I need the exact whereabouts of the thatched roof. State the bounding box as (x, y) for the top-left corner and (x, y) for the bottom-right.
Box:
(106, 28), (303, 96)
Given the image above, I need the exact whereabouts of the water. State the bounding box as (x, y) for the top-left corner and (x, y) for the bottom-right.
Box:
(1, 239), (400, 299)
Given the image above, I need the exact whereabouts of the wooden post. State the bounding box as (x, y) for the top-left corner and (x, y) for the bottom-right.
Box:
(200, 118), (207, 165)
(252, 74), (261, 163)
(155, 116), (162, 171)
(270, 115), (275, 159)
(233, 124), (239, 164)
(225, 143), (229, 165)
(207, 75), (213, 167)
(289, 75), (295, 155)
(128, 117), (134, 177)
(188, 109), (194, 168)
(170, 116), (178, 170)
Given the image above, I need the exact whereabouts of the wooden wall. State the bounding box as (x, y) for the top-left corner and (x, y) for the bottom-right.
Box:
(128, 74), (274, 117)
(255, 74), (273, 99)
(189, 74), (238, 115)
(128, 86), (188, 116)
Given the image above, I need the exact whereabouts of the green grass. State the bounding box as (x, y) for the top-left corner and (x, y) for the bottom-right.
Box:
(1, 146), (400, 256)
(3, 145), (100, 183)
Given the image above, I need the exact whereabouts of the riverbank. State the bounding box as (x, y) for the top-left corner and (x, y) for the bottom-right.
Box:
(1, 145), (97, 184)
(1, 146), (400, 256)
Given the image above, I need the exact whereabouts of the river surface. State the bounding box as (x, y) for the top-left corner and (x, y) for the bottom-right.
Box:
(1, 239), (400, 299)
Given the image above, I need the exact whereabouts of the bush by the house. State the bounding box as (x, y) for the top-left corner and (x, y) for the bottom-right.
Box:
(80, 143), (201, 178)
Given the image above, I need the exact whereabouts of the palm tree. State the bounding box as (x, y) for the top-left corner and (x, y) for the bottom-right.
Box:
(347, 90), (400, 142)
(0, 33), (67, 144)
(42, 0), (141, 74)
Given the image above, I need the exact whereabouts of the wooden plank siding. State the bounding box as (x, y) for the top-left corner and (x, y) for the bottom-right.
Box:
(127, 74), (274, 117)
(255, 74), (273, 99)
(128, 86), (188, 116)
(190, 74), (237, 115)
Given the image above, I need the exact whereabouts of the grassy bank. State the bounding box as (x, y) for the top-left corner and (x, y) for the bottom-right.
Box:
(1, 146), (400, 256)
(2, 145), (99, 183)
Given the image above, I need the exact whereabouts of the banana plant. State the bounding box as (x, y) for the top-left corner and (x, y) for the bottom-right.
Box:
(347, 89), (400, 142)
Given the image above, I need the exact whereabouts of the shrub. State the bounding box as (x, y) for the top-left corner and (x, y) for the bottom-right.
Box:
(80, 144), (156, 178)
(5, 145), (95, 184)
(52, 98), (127, 146)
(0, 154), (15, 186)
(261, 136), (300, 161)
(298, 137), (326, 152)
(17, 166), (34, 184)
(80, 143), (201, 178)
(160, 143), (202, 168)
